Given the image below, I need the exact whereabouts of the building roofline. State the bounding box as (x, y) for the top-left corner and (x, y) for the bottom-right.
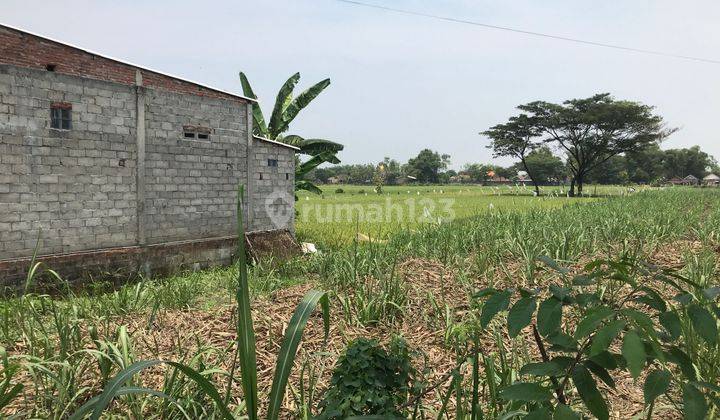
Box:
(0, 22), (258, 103)
(253, 136), (301, 151)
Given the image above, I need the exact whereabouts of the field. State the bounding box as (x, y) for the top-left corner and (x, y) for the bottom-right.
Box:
(296, 184), (626, 248)
(2, 186), (720, 419)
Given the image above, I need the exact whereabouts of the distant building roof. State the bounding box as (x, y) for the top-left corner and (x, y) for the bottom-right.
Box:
(704, 174), (720, 180)
(684, 175), (699, 180)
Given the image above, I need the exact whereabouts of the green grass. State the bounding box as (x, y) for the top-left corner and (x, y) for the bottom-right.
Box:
(295, 184), (635, 248)
(2, 186), (719, 419)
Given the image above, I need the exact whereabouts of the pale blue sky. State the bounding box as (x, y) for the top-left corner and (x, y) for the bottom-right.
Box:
(3, 1), (720, 169)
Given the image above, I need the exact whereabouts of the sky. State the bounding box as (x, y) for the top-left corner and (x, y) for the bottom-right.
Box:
(3, 0), (720, 169)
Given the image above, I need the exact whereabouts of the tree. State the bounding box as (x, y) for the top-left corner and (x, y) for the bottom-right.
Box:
(483, 114), (543, 195)
(515, 146), (566, 185)
(239, 72), (344, 194)
(661, 146), (716, 179)
(406, 149), (449, 183)
(518, 93), (676, 196)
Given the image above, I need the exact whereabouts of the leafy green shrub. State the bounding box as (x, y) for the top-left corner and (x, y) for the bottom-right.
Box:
(357, 189), (366, 194)
(318, 337), (419, 419)
(334, 188), (344, 194)
(474, 255), (720, 419)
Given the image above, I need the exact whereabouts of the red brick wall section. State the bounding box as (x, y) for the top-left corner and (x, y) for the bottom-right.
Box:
(0, 26), (248, 103)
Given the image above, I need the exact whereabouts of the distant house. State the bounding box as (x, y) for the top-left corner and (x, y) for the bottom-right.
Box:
(327, 175), (347, 184)
(683, 175), (700, 185)
(703, 174), (720, 186)
(667, 177), (685, 186)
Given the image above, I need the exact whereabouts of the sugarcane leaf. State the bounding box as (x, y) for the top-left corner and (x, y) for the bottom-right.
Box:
(267, 290), (330, 420)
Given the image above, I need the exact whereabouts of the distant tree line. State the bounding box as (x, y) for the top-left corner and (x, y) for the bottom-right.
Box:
(307, 94), (717, 189)
(306, 142), (717, 188)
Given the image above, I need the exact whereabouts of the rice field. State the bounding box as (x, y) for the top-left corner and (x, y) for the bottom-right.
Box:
(2, 186), (719, 419)
(295, 184), (631, 248)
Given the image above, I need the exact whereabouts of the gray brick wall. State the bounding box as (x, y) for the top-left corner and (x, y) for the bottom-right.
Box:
(0, 64), (295, 262)
(144, 90), (248, 244)
(250, 139), (295, 232)
(0, 65), (137, 259)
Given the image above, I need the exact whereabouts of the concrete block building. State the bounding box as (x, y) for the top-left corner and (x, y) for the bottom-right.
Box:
(0, 24), (296, 289)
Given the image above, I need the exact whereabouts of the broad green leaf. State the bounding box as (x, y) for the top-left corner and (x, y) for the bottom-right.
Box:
(525, 407), (552, 420)
(480, 290), (511, 329)
(552, 404), (580, 420)
(276, 78), (331, 135)
(574, 306), (613, 339)
(507, 297), (537, 337)
(666, 346), (697, 381)
(519, 361), (563, 377)
(549, 284), (572, 301)
(590, 319), (625, 356)
(498, 382), (553, 402)
(267, 290), (330, 420)
(295, 180), (323, 195)
(702, 286), (720, 300)
(687, 304), (717, 346)
(238, 72), (268, 136)
(589, 351), (622, 370)
(682, 383), (707, 420)
(659, 311), (682, 341)
(547, 332), (578, 351)
(622, 330), (645, 379)
(572, 365), (609, 420)
(297, 138), (344, 156)
(473, 288), (498, 299)
(583, 360), (615, 390)
(537, 297), (563, 337)
(268, 73), (300, 138)
(643, 369), (670, 407)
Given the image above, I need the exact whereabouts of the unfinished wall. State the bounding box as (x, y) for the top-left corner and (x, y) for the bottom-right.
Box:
(250, 138), (295, 232)
(144, 89), (248, 244)
(0, 65), (138, 259)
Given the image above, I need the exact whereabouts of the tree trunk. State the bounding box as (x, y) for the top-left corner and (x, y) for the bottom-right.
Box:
(577, 174), (584, 196)
(520, 158), (541, 196)
(568, 178), (576, 197)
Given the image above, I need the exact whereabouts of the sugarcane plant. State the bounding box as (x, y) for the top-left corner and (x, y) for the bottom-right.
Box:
(69, 185), (330, 419)
(239, 72), (344, 195)
(475, 255), (720, 419)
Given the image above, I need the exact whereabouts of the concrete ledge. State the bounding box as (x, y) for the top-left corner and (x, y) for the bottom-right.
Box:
(0, 236), (239, 293)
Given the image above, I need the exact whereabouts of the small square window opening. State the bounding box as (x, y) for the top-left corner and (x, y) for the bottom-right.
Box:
(183, 125), (212, 140)
(268, 159), (278, 167)
(50, 103), (72, 130)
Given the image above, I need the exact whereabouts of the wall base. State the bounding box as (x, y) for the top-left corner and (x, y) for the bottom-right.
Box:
(0, 236), (239, 294)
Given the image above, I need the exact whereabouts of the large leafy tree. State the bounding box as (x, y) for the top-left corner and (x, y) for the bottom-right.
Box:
(483, 114), (544, 195)
(406, 149), (450, 183)
(518, 93), (676, 196)
(239, 72), (344, 194)
(661, 145), (716, 179)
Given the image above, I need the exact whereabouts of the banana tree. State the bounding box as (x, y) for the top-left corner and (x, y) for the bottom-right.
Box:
(239, 72), (343, 194)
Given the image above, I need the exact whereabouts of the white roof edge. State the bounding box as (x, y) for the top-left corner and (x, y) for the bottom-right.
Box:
(0, 22), (258, 103)
(253, 135), (301, 151)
